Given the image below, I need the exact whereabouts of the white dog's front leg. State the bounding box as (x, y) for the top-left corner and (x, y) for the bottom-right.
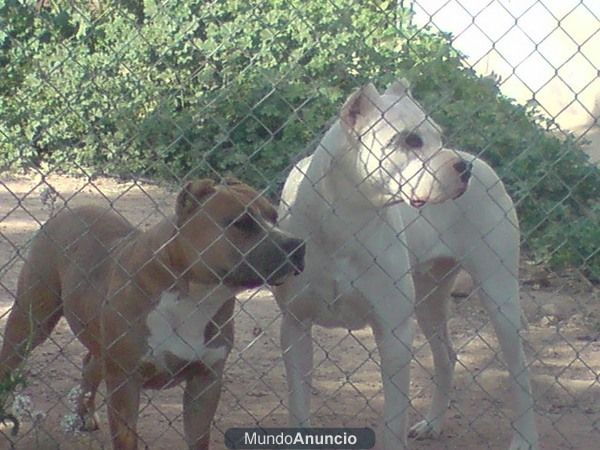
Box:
(372, 310), (415, 450)
(280, 313), (314, 427)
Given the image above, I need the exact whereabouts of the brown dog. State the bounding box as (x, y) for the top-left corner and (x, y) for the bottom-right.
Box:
(0, 178), (305, 449)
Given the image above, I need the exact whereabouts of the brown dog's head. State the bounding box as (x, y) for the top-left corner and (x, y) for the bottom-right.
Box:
(173, 178), (305, 289)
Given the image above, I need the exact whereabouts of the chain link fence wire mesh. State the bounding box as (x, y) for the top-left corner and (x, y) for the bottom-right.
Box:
(0, 0), (599, 449)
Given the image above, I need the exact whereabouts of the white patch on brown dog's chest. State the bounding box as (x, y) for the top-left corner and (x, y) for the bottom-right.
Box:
(145, 284), (233, 370)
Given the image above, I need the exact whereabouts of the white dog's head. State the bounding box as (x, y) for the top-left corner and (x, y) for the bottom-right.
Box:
(338, 80), (471, 207)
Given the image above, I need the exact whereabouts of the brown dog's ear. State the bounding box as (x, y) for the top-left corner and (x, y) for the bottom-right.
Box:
(222, 176), (242, 186)
(176, 179), (216, 219)
(340, 83), (380, 133)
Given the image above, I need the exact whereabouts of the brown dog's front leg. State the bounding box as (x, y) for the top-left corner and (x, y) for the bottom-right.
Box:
(183, 297), (234, 449)
(106, 373), (142, 450)
(183, 362), (225, 450)
(77, 352), (102, 431)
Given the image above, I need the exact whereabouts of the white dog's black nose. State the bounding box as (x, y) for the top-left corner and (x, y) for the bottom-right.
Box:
(453, 160), (472, 183)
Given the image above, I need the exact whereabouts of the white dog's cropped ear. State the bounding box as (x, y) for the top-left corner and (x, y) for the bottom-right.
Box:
(340, 83), (380, 132)
(384, 78), (411, 97)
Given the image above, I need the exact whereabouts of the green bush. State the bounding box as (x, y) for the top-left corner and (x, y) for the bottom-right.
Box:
(1, 0), (598, 279)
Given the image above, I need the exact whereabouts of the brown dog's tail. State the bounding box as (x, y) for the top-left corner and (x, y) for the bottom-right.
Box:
(0, 233), (63, 382)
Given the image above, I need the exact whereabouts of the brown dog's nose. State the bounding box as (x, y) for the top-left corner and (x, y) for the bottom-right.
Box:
(283, 238), (306, 274)
(453, 159), (472, 183)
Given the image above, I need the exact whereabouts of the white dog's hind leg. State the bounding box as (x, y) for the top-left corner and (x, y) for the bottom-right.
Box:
(409, 264), (458, 440)
(464, 256), (539, 450)
(280, 313), (314, 428)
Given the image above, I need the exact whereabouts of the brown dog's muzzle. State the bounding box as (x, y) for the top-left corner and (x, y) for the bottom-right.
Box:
(277, 236), (306, 276)
(224, 230), (306, 289)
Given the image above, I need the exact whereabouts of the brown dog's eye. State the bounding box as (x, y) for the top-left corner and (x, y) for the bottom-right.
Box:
(404, 132), (423, 149)
(233, 214), (258, 231)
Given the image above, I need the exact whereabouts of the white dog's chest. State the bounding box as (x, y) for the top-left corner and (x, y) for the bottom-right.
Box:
(320, 290), (372, 329)
(144, 285), (231, 370)
(298, 255), (376, 330)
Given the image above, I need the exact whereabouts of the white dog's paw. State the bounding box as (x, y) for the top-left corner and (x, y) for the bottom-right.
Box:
(408, 419), (442, 440)
(508, 435), (538, 450)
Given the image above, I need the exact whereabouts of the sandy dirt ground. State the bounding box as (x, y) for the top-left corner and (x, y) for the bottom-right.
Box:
(0, 173), (599, 450)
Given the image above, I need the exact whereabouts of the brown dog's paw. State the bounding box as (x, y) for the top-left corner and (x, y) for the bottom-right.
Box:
(79, 412), (100, 432)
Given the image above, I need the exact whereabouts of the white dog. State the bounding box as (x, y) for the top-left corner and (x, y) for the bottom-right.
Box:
(273, 80), (538, 450)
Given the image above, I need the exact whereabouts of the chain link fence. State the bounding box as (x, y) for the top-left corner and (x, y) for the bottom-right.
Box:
(0, 1), (599, 449)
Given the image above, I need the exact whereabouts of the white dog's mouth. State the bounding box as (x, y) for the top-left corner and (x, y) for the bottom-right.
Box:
(409, 198), (427, 208)
(408, 181), (469, 208)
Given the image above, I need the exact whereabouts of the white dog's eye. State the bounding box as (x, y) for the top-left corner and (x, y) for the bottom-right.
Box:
(404, 132), (423, 149)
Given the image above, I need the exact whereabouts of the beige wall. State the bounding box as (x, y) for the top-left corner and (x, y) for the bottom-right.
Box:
(412, 0), (600, 162)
